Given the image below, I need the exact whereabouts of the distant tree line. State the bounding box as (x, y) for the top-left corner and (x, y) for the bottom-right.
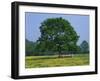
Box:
(26, 39), (89, 56)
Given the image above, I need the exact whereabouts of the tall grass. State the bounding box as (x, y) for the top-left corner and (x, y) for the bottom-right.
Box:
(25, 54), (89, 68)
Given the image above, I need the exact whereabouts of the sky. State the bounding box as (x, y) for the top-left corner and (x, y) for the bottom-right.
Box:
(25, 12), (89, 45)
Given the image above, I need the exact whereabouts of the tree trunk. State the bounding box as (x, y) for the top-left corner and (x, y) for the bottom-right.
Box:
(58, 52), (61, 58)
(58, 45), (62, 58)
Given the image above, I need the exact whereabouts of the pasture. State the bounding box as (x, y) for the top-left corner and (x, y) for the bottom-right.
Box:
(25, 54), (89, 68)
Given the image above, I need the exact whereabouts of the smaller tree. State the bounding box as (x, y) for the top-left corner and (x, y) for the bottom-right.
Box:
(80, 40), (89, 53)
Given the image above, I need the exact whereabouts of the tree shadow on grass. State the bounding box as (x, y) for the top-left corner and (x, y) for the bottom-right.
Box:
(32, 56), (59, 60)
(28, 55), (72, 60)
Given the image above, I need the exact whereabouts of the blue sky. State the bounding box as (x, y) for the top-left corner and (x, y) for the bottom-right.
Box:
(25, 12), (89, 45)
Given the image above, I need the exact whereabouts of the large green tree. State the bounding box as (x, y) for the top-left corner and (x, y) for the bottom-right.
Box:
(36, 17), (79, 57)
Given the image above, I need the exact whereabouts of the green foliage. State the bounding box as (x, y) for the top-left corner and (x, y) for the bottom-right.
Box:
(36, 17), (79, 56)
(25, 54), (89, 68)
(25, 39), (57, 56)
(25, 39), (39, 56)
(80, 40), (89, 53)
(25, 39), (34, 56)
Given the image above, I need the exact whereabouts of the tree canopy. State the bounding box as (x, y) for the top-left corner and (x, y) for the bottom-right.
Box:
(35, 17), (79, 57)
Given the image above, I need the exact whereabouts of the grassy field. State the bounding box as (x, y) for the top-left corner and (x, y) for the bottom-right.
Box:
(25, 54), (89, 68)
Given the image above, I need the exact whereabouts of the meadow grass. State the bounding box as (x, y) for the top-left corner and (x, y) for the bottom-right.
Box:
(25, 54), (89, 68)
